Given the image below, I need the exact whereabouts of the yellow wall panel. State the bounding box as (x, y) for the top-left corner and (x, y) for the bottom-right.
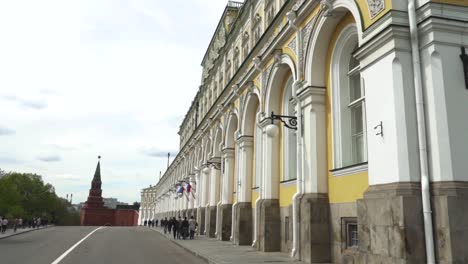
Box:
(280, 184), (296, 207)
(433, 0), (468, 6)
(328, 172), (369, 203)
(251, 190), (260, 208)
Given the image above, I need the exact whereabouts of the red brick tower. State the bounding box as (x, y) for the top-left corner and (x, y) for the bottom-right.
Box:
(80, 156), (115, 226)
(84, 156), (104, 208)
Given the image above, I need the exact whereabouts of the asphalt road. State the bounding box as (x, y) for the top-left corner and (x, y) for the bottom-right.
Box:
(0, 226), (206, 264)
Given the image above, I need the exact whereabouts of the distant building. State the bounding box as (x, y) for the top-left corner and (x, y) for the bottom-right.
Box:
(103, 198), (127, 209)
(80, 157), (138, 226)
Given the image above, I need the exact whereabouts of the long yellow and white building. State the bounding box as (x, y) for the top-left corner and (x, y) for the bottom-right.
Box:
(139, 0), (468, 263)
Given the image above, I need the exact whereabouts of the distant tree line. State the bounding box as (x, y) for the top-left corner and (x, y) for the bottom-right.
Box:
(0, 169), (80, 225)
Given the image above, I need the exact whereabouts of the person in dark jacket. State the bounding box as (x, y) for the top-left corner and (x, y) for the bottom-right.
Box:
(181, 217), (189, 240)
(172, 217), (178, 239)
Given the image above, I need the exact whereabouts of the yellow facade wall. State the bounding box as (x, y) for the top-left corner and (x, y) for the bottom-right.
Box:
(298, 0), (392, 31)
(280, 184), (297, 207)
(433, 0), (468, 6)
(325, 14), (369, 204)
(355, 0), (392, 29)
(251, 190), (260, 208)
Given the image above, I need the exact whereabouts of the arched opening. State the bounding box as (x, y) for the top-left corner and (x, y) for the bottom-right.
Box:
(261, 60), (296, 252)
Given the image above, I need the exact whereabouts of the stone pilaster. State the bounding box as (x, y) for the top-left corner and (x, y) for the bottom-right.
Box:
(198, 207), (206, 235)
(219, 204), (233, 241)
(355, 183), (425, 264)
(299, 193), (331, 263)
(208, 205), (217, 237)
(257, 199), (281, 252)
(431, 182), (468, 264)
(234, 202), (253, 245)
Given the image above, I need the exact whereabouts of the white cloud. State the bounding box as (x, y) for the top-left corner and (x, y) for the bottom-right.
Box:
(0, 0), (230, 203)
(37, 155), (62, 162)
(0, 126), (15, 136)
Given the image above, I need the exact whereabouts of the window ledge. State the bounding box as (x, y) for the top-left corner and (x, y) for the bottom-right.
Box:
(331, 162), (368, 177)
(280, 178), (297, 185)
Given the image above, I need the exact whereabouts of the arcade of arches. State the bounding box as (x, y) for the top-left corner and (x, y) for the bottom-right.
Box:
(139, 1), (468, 263)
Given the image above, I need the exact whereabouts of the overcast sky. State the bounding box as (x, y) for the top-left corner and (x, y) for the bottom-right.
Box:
(0, 0), (232, 203)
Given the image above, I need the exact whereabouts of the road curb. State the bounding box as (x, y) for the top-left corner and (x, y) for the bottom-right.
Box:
(149, 227), (217, 264)
(0, 225), (53, 240)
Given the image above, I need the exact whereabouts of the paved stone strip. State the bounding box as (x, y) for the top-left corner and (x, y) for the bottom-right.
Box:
(0, 225), (53, 240)
(150, 227), (308, 264)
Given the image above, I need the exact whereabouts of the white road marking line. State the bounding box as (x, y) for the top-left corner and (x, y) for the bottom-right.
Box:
(51, 226), (106, 264)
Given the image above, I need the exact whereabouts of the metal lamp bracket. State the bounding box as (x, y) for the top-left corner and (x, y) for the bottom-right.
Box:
(264, 111), (298, 130)
(460, 47), (468, 89)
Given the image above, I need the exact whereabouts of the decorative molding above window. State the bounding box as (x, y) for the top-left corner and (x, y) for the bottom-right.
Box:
(330, 162), (368, 177)
(367, 0), (385, 18)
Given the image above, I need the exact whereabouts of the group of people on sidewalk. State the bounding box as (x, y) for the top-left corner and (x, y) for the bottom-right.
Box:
(143, 219), (158, 228)
(146, 216), (198, 240)
(0, 216), (47, 234)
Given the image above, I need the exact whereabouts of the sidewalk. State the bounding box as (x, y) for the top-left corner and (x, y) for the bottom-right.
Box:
(150, 227), (307, 264)
(0, 226), (52, 240)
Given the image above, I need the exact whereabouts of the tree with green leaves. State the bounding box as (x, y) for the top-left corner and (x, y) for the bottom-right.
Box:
(0, 169), (80, 225)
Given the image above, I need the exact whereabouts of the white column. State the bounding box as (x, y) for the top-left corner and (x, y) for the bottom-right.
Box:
(189, 174), (196, 210)
(194, 169), (200, 208)
(202, 165), (211, 235)
(209, 163), (221, 206)
(237, 136), (254, 203)
(222, 148), (235, 204)
(263, 123), (280, 199)
(300, 87), (327, 193)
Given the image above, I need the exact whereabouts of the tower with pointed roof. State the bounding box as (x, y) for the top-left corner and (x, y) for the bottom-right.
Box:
(83, 156), (105, 209)
(81, 156), (139, 226)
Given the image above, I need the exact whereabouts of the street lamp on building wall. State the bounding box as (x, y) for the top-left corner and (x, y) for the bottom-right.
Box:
(264, 111), (298, 137)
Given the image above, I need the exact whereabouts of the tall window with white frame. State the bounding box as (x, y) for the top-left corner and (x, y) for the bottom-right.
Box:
(282, 77), (297, 181)
(332, 25), (367, 170)
(348, 54), (366, 165)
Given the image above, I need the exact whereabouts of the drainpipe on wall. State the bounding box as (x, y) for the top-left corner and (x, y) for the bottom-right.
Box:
(290, 80), (304, 259)
(287, 9), (303, 259)
(408, 1), (436, 263)
(252, 112), (264, 247)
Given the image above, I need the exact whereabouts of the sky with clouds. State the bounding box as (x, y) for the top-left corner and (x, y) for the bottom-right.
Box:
(0, 0), (233, 203)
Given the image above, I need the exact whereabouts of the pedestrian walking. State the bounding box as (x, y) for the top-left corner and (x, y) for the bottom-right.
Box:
(2, 217), (8, 234)
(13, 218), (18, 232)
(144, 220), (147, 227)
(176, 216), (183, 239)
(172, 217), (178, 239)
(18, 218), (23, 229)
(155, 219), (158, 227)
(181, 217), (189, 240)
(188, 216), (197, 240)
(163, 217), (168, 234)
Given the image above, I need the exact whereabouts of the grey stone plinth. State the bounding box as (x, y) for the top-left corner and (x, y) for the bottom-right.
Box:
(299, 193), (331, 263)
(220, 204), (233, 241)
(356, 182), (425, 263)
(235, 202), (253, 245)
(258, 199), (281, 252)
(198, 207), (206, 235)
(208, 205), (217, 238)
(431, 181), (468, 264)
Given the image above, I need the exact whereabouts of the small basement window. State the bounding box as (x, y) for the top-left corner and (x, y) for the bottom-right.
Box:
(341, 217), (359, 250)
(344, 218), (358, 248)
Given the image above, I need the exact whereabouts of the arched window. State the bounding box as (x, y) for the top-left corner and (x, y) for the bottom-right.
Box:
(331, 25), (367, 170)
(282, 77), (297, 181)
